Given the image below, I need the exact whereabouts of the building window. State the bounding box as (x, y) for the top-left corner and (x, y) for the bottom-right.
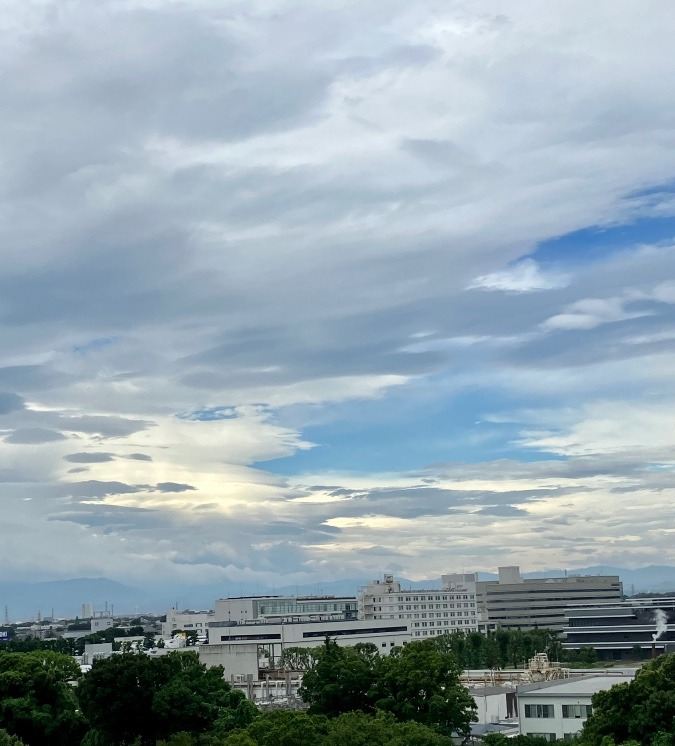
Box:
(527, 734), (557, 742)
(562, 705), (592, 719)
(524, 704), (555, 718)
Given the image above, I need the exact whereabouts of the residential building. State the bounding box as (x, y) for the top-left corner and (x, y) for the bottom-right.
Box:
(563, 597), (675, 660)
(476, 566), (623, 631)
(516, 675), (634, 741)
(357, 573), (486, 638)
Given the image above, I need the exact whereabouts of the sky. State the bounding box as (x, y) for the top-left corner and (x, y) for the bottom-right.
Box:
(1, 0), (675, 593)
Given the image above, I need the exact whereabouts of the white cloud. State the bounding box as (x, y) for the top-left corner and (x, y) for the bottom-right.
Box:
(468, 259), (570, 293)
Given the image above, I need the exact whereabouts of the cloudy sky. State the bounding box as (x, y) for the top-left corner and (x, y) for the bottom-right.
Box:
(1, 0), (675, 592)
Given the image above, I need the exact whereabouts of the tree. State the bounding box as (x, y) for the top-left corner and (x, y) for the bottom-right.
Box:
(0, 729), (25, 746)
(245, 711), (328, 746)
(0, 650), (85, 745)
(277, 647), (320, 671)
(370, 639), (477, 739)
(78, 651), (254, 745)
(324, 711), (454, 746)
(580, 652), (675, 746)
(299, 638), (377, 717)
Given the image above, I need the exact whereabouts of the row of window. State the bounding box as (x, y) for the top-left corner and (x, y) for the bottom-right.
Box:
(524, 704), (593, 719)
(370, 595), (471, 602)
(371, 603), (475, 611)
(413, 620), (473, 628)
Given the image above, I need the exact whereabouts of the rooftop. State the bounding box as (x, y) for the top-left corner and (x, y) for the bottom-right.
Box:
(518, 675), (634, 697)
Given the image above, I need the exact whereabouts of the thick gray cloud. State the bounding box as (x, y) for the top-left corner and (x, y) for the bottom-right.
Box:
(0, 0), (674, 590)
(4, 428), (67, 444)
(64, 452), (115, 463)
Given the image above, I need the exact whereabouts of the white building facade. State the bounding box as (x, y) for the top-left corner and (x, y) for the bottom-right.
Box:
(162, 608), (214, 638)
(357, 573), (484, 638)
(207, 617), (411, 665)
(516, 675), (634, 741)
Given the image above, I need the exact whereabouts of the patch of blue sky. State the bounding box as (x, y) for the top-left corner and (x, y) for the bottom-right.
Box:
(177, 406), (238, 421)
(73, 337), (117, 354)
(263, 385), (560, 475)
(530, 212), (675, 267)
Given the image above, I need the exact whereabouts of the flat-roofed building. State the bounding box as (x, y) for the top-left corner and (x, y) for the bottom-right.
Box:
(162, 608), (214, 638)
(563, 597), (675, 660)
(516, 675), (634, 741)
(357, 573), (487, 638)
(477, 567), (623, 631)
(213, 595), (357, 626)
(207, 617), (410, 664)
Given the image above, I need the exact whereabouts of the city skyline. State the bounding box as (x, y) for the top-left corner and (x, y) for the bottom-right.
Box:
(1, 1), (675, 589)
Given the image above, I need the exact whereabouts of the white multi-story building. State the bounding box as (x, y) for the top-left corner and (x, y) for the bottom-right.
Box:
(357, 573), (485, 638)
(516, 675), (634, 741)
(162, 608), (214, 638)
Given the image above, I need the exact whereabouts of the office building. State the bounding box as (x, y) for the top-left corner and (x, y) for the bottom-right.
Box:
(476, 566), (623, 631)
(357, 573), (485, 638)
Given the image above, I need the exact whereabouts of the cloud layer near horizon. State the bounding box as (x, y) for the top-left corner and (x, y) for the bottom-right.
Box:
(1, 0), (675, 589)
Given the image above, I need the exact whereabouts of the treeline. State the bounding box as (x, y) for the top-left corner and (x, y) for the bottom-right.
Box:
(1, 634), (672, 745)
(0, 626), (151, 657)
(277, 628), (581, 672)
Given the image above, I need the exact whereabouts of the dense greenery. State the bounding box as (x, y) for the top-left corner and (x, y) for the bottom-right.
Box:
(220, 710), (456, 746)
(0, 650), (86, 744)
(300, 638), (477, 738)
(579, 652), (675, 746)
(78, 652), (257, 745)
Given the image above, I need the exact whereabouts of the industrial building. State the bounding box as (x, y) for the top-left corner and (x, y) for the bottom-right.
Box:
(562, 597), (675, 660)
(476, 566), (623, 631)
(516, 675), (634, 741)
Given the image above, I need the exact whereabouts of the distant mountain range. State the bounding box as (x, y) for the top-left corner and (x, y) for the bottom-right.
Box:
(2, 565), (674, 622)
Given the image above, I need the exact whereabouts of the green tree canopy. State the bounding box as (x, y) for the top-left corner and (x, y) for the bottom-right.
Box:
(371, 639), (477, 739)
(77, 651), (256, 745)
(0, 650), (85, 745)
(580, 652), (675, 746)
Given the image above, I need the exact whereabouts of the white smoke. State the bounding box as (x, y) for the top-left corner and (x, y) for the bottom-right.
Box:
(652, 609), (667, 641)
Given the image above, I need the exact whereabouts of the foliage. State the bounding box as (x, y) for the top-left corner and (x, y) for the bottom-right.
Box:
(371, 639), (477, 739)
(245, 711), (328, 746)
(299, 638), (475, 739)
(276, 647), (320, 671)
(0, 650), (85, 745)
(77, 651), (256, 745)
(0, 729), (25, 746)
(222, 710), (457, 746)
(324, 711), (455, 745)
(580, 652), (675, 746)
(299, 638), (377, 716)
(434, 628), (565, 669)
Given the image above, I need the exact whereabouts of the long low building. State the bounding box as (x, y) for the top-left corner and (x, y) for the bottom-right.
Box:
(563, 598), (675, 660)
(207, 617), (411, 664)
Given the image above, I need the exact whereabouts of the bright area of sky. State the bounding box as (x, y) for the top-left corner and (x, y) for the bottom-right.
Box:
(1, 1), (675, 592)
